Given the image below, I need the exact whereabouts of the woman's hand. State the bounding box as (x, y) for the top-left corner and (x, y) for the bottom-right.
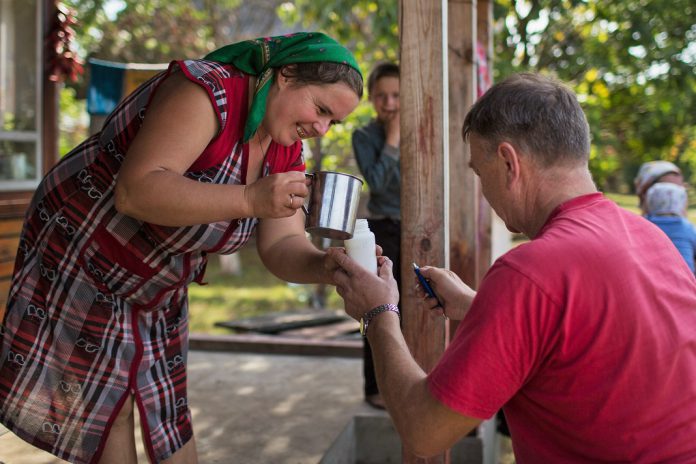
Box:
(416, 267), (476, 321)
(243, 171), (309, 218)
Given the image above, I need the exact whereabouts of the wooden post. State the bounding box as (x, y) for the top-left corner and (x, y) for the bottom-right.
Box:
(447, 0), (478, 327)
(475, 0), (493, 278)
(1, 0), (61, 320)
(43, 0), (61, 171)
(400, 1), (450, 462)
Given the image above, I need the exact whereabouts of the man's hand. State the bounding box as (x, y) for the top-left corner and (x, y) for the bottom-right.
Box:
(323, 245), (383, 285)
(328, 248), (399, 321)
(416, 267), (476, 320)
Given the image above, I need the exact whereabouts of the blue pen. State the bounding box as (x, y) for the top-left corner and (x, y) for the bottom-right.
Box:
(412, 262), (442, 307)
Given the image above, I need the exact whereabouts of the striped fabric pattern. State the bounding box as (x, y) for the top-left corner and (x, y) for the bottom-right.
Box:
(0, 60), (304, 463)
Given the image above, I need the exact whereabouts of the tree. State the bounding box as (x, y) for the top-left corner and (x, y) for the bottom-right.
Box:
(493, 0), (696, 188)
(59, 0), (292, 152)
(61, 0), (696, 188)
(280, 0), (696, 189)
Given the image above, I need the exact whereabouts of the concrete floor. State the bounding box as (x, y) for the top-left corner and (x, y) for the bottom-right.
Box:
(0, 350), (380, 464)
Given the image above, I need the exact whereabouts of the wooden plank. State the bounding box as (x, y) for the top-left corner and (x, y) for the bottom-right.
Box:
(0, 219), (23, 236)
(42, 0), (61, 172)
(448, 0), (479, 292)
(279, 319), (360, 340)
(0, 278), (9, 320)
(214, 310), (350, 334)
(400, 1), (450, 462)
(400, 0), (449, 367)
(0, 261), (14, 279)
(476, 0), (494, 280)
(0, 193), (31, 220)
(0, 236), (20, 264)
(0, 237), (19, 266)
(0, 220), (20, 319)
(189, 333), (362, 358)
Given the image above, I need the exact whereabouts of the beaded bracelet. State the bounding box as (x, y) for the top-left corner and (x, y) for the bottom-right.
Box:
(359, 304), (400, 337)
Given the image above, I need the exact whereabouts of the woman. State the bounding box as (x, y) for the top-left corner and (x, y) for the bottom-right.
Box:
(0, 32), (362, 464)
(634, 160), (683, 214)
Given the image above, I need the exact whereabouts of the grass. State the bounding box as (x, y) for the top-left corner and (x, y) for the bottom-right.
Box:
(190, 191), (696, 334)
(603, 191), (642, 214)
(604, 191), (696, 223)
(188, 242), (342, 334)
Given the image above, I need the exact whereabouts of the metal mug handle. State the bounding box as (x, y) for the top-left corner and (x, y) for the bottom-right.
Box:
(302, 173), (313, 215)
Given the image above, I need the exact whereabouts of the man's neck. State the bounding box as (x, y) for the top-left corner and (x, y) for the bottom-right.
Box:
(524, 166), (598, 238)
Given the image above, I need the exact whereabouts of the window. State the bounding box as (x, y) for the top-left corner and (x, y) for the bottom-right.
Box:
(0, 0), (42, 190)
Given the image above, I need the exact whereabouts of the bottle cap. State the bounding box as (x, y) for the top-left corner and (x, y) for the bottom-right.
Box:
(353, 219), (370, 234)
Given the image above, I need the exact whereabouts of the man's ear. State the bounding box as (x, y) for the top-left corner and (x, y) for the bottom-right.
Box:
(497, 142), (521, 188)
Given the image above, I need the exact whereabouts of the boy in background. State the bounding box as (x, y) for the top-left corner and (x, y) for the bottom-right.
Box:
(352, 62), (401, 409)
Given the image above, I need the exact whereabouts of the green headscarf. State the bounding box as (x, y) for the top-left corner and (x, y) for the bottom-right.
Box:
(204, 32), (362, 142)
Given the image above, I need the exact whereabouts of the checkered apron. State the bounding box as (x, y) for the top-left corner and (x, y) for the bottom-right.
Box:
(0, 60), (292, 463)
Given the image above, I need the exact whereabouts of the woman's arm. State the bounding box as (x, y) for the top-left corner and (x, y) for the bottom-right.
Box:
(114, 72), (306, 226)
(256, 212), (334, 285)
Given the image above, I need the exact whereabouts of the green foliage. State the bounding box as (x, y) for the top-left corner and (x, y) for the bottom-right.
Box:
(278, 0), (696, 190)
(276, 0), (398, 69)
(188, 244), (342, 334)
(58, 87), (88, 157)
(491, 0), (696, 189)
(64, 0), (244, 61)
(60, 0), (696, 187)
(59, 0), (696, 185)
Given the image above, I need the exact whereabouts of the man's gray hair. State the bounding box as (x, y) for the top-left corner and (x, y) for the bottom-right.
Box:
(462, 73), (590, 166)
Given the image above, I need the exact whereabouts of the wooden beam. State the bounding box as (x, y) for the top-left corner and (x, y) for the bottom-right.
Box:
(43, 0), (60, 170)
(448, 0), (478, 294)
(400, 1), (450, 462)
(476, 0), (494, 279)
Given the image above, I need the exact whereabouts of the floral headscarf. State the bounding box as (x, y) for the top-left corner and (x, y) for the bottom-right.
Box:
(645, 182), (688, 217)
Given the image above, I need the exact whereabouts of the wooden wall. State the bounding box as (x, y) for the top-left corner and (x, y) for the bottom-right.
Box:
(1, 0), (60, 318)
(0, 218), (22, 319)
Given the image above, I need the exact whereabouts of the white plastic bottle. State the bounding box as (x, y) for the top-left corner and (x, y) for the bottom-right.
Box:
(344, 219), (378, 274)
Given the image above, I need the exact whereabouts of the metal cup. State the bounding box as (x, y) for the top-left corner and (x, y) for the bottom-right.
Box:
(302, 171), (364, 240)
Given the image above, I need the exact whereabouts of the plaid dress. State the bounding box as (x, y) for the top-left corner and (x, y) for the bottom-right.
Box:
(0, 60), (304, 463)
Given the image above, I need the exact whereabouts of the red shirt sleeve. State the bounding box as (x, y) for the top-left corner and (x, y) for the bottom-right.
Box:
(427, 261), (562, 419)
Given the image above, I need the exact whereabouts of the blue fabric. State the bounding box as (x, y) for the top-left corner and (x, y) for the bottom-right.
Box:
(647, 215), (696, 272)
(87, 59), (125, 115)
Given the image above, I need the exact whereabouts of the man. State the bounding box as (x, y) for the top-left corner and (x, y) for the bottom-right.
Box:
(329, 73), (696, 462)
(352, 61), (401, 409)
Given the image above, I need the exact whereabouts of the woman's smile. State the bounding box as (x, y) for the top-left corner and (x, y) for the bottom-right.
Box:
(296, 125), (309, 139)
